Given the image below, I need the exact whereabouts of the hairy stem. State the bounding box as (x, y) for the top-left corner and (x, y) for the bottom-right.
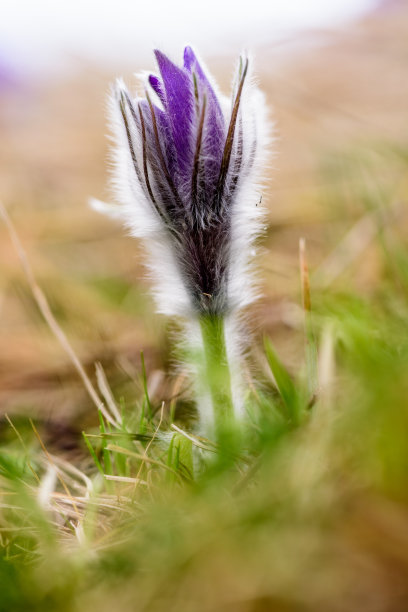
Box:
(199, 314), (234, 440)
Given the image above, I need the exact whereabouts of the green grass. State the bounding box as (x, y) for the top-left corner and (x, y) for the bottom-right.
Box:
(2, 122), (408, 609)
(2, 258), (408, 611)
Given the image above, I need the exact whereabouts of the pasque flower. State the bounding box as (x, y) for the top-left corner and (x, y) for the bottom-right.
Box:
(101, 47), (268, 436)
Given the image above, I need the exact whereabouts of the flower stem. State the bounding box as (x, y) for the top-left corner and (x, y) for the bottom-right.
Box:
(199, 314), (234, 440)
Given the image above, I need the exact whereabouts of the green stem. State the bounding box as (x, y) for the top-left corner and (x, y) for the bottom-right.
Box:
(199, 314), (234, 439)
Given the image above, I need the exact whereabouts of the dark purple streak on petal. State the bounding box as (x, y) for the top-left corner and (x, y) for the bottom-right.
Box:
(183, 46), (225, 187)
(191, 94), (207, 208)
(137, 102), (157, 206)
(118, 90), (143, 186)
(145, 90), (184, 212)
(214, 57), (249, 214)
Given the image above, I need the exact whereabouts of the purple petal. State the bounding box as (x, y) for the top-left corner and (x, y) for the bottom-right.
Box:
(148, 74), (166, 107)
(154, 50), (194, 183)
(183, 46), (195, 72)
(183, 46), (225, 189)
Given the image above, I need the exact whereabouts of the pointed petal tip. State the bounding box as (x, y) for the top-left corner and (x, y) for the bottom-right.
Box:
(148, 73), (166, 106)
(115, 77), (126, 90)
(148, 74), (160, 89)
(153, 48), (169, 64)
(89, 197), (123, 220)
(153, 49), (179, 78)
(183, 45), (193, 58)
(113, 78), (129, 101)
(183, 46), (194, 70)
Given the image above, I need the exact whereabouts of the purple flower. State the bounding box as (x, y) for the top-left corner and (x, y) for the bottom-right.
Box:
(108, 47), (268, 319)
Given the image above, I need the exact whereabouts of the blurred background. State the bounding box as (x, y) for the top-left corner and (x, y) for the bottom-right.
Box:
(1, 0), (407, 433)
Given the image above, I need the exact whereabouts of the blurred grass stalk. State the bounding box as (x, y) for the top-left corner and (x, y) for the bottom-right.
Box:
(299, 238), (318, 399)
(0, 201), (121, 429)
